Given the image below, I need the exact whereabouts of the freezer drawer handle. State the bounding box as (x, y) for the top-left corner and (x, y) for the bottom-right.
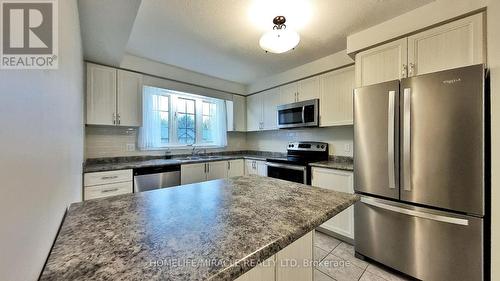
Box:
(403, 88), (412, 191)
(361, 197), (469, 226)
(388, 90), (396, 189)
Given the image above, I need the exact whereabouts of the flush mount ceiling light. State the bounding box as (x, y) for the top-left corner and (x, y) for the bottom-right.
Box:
(259, 16), (300, 54)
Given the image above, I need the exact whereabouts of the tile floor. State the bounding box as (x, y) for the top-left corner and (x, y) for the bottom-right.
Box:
(313, 231), (413, 281)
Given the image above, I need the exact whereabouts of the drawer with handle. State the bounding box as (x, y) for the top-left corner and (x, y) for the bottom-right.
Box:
(84, 181), (133, 200)
(84, 169), (132, 186)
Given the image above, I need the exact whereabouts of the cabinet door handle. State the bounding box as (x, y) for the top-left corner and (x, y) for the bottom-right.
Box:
(409, 63), (415, 77)
(101, 175), (118, 180)
(117, 113), (121, 125)
(207, 163), (210, 173)
(112, 113), (116, 125)
(228, 161), (231, 170)
(401, 64), (408, 78)
(101, 188), (119, 193)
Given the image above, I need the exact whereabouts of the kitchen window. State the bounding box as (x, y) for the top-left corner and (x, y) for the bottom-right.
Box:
(139, 86), (227, 149)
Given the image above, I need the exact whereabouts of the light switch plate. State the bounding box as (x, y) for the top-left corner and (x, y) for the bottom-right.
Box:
(126, 143), (135, 151)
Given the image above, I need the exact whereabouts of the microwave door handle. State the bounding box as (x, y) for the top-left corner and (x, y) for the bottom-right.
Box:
(302, 106), (306, 123)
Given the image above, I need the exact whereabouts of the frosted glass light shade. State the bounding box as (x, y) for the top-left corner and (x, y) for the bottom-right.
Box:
(259, 29), (300, 54)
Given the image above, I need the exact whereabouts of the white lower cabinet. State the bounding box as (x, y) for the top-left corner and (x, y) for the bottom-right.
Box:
(83, 169), (133, 200)
(235, 231), (313, 281)
(84, 181), (133, 200)
(180, 163), (208, 185)
(206, 161), (228, 181)
(311, 167), (354, 240)
(181, 159), (246, 185)
(235, 256), (276, 281)
(245, 159), (267, 176)
(228, 159), (245, 178)
(276, 231), (313, 281)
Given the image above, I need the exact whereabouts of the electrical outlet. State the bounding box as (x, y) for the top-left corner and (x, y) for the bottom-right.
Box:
(344, 144), (351, 153)
(126, 143), (135, 152)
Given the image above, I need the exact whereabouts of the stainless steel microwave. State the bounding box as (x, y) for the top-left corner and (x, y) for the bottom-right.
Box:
(277, 99), (319, 129)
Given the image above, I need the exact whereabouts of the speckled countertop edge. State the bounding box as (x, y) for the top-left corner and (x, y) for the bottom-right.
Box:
(84, 152), (354, 173)
(83, 153), (278, 173)
(308, 161), (354, 171)
(40, 176), (359, 281)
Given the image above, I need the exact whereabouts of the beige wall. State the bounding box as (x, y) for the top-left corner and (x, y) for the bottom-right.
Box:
(246, 126), (353, 157)
(487, 1), (500, 279)
(85, 126), (247, 158)
(0, 1), (84, 280)
(120, 54), (247, 95)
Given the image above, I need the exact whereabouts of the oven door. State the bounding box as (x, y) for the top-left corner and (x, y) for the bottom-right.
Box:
(277, 99), (319, 129)
(266, 162), (307, 184)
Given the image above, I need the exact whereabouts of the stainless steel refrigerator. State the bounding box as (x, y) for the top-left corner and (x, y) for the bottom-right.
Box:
(353, 64), (488, 281)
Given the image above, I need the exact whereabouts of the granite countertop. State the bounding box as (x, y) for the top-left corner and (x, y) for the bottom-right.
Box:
(83, 154), (273, 173)
(308, 160), (354, 171)
(40, 176), (359, 281)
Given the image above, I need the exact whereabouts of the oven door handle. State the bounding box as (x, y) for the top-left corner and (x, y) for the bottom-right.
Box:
(265, 162), (307, 171)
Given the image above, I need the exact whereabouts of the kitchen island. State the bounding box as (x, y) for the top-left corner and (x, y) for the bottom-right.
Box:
(40, 175), (358, 281)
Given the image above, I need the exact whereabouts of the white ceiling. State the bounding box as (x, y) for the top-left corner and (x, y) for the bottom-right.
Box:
(81, 0), (434, 84)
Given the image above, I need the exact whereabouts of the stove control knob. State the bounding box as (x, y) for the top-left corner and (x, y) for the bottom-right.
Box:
(316, 145), (320, 148)
(321, 145), (325, 149)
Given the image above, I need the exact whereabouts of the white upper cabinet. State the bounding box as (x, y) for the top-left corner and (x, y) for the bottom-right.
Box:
(246, 93), (262, 132)
(233, 95), (247, 132)
(355, 13), (485, 87)
(246, 89), (279, 131)
(280, 83), (298, 104)
(355, 38), (408, 87)
(319, 66), (355, 126)
(297, 76), (320, 101)
(279, 78), (319, 104)
(86, 63), (143, 127)
(86, 63), (117, 125)
(407, 13), (484, 77)
(117, 70), (143, 127)
(312, 168), (354, 240)
(262, 88), (280, 130)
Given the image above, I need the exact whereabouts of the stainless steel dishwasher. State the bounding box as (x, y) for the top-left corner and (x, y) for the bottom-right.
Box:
(133, 165), (181, 192)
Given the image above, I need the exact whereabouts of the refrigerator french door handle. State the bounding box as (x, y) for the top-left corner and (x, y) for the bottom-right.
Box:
(403, 88), (412, 191)
(360, 197), (469, 226)
(388, 90), (396, 189)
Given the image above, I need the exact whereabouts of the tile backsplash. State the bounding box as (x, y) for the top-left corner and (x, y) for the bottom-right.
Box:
(85, 126), (247, 159)
(246, 125), (353, 157)
(85, 125), (353, 159)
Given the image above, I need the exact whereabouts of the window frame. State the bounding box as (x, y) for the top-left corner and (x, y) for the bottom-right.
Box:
(141, 85), (226, 150)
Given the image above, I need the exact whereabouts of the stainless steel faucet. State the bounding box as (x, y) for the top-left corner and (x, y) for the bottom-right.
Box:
(191, 146), (207, 157)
